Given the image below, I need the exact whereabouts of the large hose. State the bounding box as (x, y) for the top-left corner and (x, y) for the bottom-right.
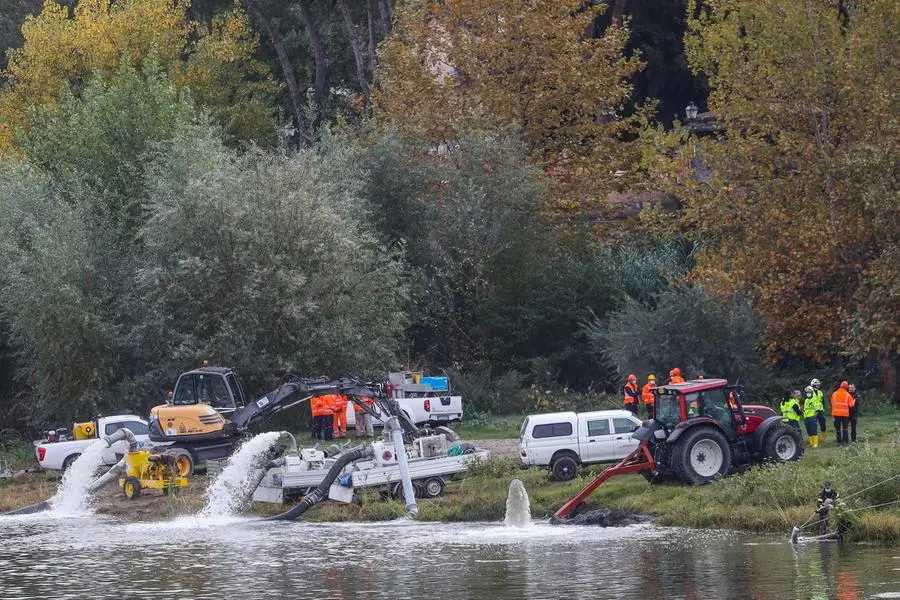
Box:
(2, 428), (138, 516)
(264, 445), (372, 521)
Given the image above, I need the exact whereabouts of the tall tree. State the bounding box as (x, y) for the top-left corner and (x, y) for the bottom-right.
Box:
(0, 0), (277, 154)
(374, 0), (643, 222)
(656, 0), (898, 392)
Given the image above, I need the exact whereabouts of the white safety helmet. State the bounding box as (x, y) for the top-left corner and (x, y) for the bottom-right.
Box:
(810, 378), (821, 388)
(804, 386), (814, 394)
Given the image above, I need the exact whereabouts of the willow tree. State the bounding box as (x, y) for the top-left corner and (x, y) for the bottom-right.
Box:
(665, 0), (898, 392)
(0, 0), (277, 153)
(374, 0), (643, 221)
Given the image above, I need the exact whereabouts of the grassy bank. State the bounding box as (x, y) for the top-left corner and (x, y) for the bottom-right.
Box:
(3, 412), (897, 544)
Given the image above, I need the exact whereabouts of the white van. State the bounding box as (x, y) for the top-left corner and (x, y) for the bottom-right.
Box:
(518, 410), (642, 481)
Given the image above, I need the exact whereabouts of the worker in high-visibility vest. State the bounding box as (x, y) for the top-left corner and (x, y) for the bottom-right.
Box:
(780, 390), (803, 429)
(831, 381), (855, 445)
(803, 386), (819, 447)
(354, 395), (376, 439)
(310, 395), (326, 440)
(641, 375), (657, 419)
(331, 394), (348, 439)
(810, 378), (827, 445)
(623, 374), (640, 415)
(668, 368), (685, 384)
(317, 393), (338, 441)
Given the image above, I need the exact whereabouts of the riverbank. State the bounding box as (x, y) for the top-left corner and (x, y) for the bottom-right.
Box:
(2, 412), (897, 543)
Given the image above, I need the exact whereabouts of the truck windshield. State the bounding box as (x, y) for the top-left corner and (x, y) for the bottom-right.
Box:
(655, 392), (681, 429)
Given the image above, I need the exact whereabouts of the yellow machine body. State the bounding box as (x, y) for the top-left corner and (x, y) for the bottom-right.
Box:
(150, 404), (227, 439)
(73, 421), (96, 440)
(119, 450), (189, 499)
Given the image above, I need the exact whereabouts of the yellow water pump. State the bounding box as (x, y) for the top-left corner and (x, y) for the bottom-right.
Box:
(119, 450), (189, 499)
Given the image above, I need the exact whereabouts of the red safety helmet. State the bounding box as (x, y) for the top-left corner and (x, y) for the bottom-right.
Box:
(840, 381), (849, 389)
(627, 374), (637, 383)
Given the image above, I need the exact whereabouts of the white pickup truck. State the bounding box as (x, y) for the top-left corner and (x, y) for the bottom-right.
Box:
(346, 371), (463, 428)
(34, 415), (152, 471)
(518, 409), (642, 481)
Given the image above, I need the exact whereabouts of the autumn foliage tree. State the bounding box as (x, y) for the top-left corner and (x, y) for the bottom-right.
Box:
(374, 0), (643, 219)
(656, 0), (898, 392)
(0, 0), (278, 153)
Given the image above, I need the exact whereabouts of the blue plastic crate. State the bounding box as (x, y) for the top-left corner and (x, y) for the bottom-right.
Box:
(419, 376), (449, 392)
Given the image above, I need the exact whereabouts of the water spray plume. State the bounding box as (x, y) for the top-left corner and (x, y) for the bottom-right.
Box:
(504, 479), (532, 528)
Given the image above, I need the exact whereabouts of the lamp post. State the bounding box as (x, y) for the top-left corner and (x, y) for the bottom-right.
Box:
(685, 101), (698, 122)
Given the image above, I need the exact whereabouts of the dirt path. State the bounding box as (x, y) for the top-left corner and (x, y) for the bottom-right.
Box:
(471, 438), (518, 459)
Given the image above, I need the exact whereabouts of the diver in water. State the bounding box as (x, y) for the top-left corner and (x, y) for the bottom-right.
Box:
(816, 481), (839, 535)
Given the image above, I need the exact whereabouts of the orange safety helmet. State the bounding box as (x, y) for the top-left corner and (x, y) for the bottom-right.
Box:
(627, 374), (637, 383)
(840, 381), (849, 389)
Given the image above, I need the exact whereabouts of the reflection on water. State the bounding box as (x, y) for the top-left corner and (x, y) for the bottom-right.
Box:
(0, 515), (897, 600)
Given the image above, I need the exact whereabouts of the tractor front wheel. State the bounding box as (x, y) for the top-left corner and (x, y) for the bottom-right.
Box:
(762, 425), (804, 463)
(123, 476), (141, 500)
(672, 427), (732, 485)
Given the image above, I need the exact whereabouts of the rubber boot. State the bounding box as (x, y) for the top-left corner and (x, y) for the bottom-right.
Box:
(809, 434), (818, 448)
(820, 430), (826, 446)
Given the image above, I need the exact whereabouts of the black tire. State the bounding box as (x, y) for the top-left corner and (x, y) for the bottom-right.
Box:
(123, 476), (141, 499)
(421, 477), (445, 498)
(761, 424), (804, 463)
(61, 453), (81, 473)
(165, 447), (195, 477)
(672, 426), (732, 485)
(551, 454), (578, 481)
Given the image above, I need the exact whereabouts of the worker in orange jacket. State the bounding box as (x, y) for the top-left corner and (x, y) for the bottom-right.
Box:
(354, 395), (376, 439)
(831, 381), (855, 446)
(331, 394), (348, 439)
(642, 374), (657, 419)
(623, 374), (640, 415)
(310, 395), (327, 440)
(669, 368), (685, 384)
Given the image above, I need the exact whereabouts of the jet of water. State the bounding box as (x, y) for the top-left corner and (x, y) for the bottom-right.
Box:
(200, 431), (282, 518)
(504, 479), (532, 527)
(50, 439), (109, 515)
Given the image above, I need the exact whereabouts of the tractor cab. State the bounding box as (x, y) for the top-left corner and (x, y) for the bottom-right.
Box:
(171, 366), (247, 416)
(654, 379), (740, 441)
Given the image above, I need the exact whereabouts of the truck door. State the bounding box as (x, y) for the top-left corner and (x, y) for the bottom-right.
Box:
(612, 417), (640, 457)
(581, 418), (615, 462)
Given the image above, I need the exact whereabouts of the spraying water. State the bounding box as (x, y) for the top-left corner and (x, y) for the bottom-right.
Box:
(504, 479), (532, 527)
(200, 431), (282, 518)
(50, 440), (109, 515)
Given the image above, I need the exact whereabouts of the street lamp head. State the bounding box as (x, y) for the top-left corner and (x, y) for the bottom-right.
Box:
(685, 101), (698, 121)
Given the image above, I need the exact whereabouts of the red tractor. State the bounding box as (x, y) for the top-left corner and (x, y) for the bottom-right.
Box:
(553, 378), (804, 519)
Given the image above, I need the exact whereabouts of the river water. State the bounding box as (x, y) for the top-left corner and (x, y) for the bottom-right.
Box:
(0, 515), (897, 600)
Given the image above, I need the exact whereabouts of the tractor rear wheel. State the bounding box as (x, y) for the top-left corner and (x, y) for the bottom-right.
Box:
(762, 424), (804, 463)
(672, 427), (732, 485)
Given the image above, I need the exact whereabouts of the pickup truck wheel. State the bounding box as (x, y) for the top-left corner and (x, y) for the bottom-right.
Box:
(123, 476), (141, 499)
(61, 453), (81, 473)
(551, 456), (578, 482)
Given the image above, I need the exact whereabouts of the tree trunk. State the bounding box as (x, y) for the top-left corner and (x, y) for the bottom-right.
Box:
(244, 0), (311, 145)
(878, 349), (898, 405)
(367, 0), (377, 70)
(611, 0), (626, 27)
(297, 0), (329, 117)
(337, 0), (372, 101)
(378, 0), (392, 35)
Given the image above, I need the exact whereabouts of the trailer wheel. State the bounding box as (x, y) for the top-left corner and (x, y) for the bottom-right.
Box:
(762, 425), (804, 463)
(422, 477), (445, 498)
(123, 476), (141, 499)
(551, 455), (578, 482)
(672, 427), (732, 485)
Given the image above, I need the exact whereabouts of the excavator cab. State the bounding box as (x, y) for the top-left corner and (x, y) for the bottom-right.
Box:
(171, 367), (247, 416)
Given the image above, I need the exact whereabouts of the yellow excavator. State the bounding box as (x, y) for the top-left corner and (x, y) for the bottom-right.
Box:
(149, 366), (413, 476)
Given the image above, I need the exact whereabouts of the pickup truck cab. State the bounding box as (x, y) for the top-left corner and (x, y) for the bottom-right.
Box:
(34, 415), (152, 471)
(347, 371), (463, 428)
(518, 410), (642, 481)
